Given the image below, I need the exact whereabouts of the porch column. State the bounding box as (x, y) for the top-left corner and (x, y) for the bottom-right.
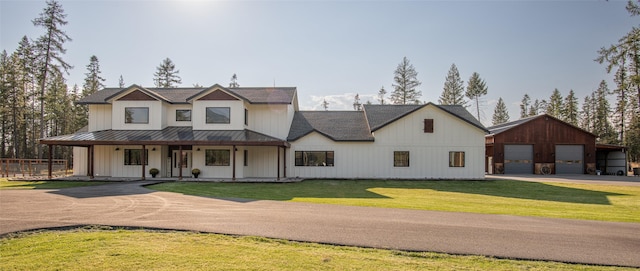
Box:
(48, 144), (52, 179)
(178, 145), (183, 180)
(232, 145), (236, 181)
(89, 145), (94, 180)
(277, 146), (280, 181)
(283, 146), (287, 178)
(141, 145), (146, 180)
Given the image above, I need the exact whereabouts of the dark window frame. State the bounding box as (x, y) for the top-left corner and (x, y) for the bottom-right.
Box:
(294, 151), (334, 167)
(424, 119), (434, 133)
(205, 107), (231, 124)
(449, 151), (465, 167)
(124, 107), (149, 124)
(244, 108), (248, 126)
(205, 149), (231, 166)
(176, 109), (192, 121)
(394, 151), (410, 167)
(243, 149), (248, 166)
(124, 149), (149, 165)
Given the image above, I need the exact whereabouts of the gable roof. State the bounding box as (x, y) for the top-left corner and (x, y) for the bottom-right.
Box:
(487, 114), (594, 136)
(77, 84), (296, 105)
(363, 103), (487, 133)
(287, 111), (375, 142)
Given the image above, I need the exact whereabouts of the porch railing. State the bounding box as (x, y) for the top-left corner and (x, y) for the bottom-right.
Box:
(0, 158), (69, 177)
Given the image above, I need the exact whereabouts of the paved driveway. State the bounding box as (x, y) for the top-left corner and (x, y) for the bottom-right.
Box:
(1, 181), (639, 267)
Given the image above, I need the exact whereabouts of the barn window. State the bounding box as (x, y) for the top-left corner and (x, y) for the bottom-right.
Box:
(294, 151), (334, 166)
(449, 151), (465, 167)
(424, 119), (434, 133)
(394, 151), (410, 167)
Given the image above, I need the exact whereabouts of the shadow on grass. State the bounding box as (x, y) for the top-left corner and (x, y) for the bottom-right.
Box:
(149, 179), (627, 205)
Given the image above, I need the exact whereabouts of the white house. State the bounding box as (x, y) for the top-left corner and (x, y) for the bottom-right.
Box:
(40, 84), (488, 180)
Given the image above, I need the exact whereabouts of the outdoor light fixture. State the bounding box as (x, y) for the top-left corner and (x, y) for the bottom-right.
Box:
(197, 148), (201, 151)
(152, 147), (156, 151)
(115, 147), (120, 151)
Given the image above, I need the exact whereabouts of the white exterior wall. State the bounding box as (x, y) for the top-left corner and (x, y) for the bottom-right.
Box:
(164, 104), (193, 128)
(246, 104), (293, 139)
(288, 106), (486, 179)
(192, 100), (245, 130)
(243, 146), (281, 178)
(88, 105), (112, 132)
(191, 146), (242, 178)
(110, 145), (161, 178)
(73, 147), (87, 176)
(112, 101), (163, 130)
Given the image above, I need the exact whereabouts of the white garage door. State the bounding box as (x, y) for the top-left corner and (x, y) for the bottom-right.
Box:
(555, 145), (583, 174)
(504, 145), (534, 174)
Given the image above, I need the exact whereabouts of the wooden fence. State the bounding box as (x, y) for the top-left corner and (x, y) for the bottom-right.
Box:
(0, 158), (69, 177)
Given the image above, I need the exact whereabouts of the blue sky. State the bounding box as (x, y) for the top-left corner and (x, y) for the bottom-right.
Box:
(0, 0), (636, 125)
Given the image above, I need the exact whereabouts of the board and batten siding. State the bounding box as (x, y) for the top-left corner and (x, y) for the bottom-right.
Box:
(163, 104), (193, 128)
(112, 100), (163, 130)
(72, 145), (112, 177)
(88, 104), (112, 132)
(110, 145), (160, 178)
(288, 106), (485, 179)
(192, 100), (245, 130)
(246, 104), (294, 139)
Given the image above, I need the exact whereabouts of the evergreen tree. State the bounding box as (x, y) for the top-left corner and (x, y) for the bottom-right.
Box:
(377, 86), (386, 105)
(562, 89), (579, 126)
(529, 99), (541, 117)
(465, 72), (488, 121)
(612, 64), (631, 144)
(390, 57), (422, 104)
(520, 94), (530, 118)
(594, 81), (617, 143)
(321, 99), (329, 111)
(546, 89), (564, 118)
(118, 75), (125, 88)
(32, 0), (72, 158)
(580, 94), (595, 133)
(438, 63), (466, 106)
(153, 58), (181, 87)
(353, 93), (362, 111)
(492, 97), (510, 125)
(78, 55), (105, 128)
(229, 73), (239, 88)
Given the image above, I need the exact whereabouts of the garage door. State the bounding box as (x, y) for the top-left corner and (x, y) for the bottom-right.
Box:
(504, 145), (533, 174)
(555, 145), (583, 174)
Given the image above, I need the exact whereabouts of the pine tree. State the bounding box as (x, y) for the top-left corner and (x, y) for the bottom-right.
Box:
(520, 94), (530, 118)
(492, 97), (510, 125)
(321, 99), (329, 111)
(32, 0), (72, 158)
(580, 94), (594, 133)
(529, 99), (541, 117)
(153, 58), (181, 88)
(438, 63), (466, 106)
(562, 89), (579, 126)
(377, 86), (386, 105)
(118, 75), (125, 88)
(390, 57), (422, 104)
(546, 89), (564, 118)
(465, 72), (488, 121)
(353, 93), (362, 111)
(229, 73), (239, 88)
(594, 81), (617, 143)
(77, 55), (105, 128)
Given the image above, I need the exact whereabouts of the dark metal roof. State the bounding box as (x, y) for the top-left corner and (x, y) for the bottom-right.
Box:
(363, 104), (488, 133)
(287, 111), (375, 142)
(40, 127), (289, 147)
(77, 84), (296, 105)
(487, 114), (593, 137)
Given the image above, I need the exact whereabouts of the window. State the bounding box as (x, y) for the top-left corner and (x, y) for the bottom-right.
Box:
(424, 119), (434, 133)
(206, 107), (230, 124)
(124, 149), (148, 165)
(206, 149), (230, 166)
(244, 108), (248, 125)
(176, 110), (191, 121)
(295, 151), (334, 166)
(244, 150), (248, 166)
(449, 151), (465, 167)
(394, 151), (410, 167)
(125, 107), (149, 124)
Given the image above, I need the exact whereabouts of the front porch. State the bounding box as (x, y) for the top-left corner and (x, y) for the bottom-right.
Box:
(47, 176), (304, 183)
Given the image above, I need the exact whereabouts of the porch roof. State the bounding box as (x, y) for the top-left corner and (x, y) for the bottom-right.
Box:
(39, 127), (290, 147)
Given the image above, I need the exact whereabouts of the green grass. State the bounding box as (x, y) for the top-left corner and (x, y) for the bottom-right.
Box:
(0, 178), (107, 189)
(0, 227), (634, 271)
(149, 179), (640, 223)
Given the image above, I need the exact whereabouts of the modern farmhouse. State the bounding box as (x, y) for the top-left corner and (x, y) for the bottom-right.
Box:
(40, 84), (488, 180)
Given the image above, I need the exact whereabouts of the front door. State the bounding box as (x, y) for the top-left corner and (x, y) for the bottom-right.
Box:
(172, 150), (192, 177)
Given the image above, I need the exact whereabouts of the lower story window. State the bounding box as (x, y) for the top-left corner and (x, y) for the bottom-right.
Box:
(449, 151), (465, 167)
(206, 149), (230, 166)
(124, 149), (148, 165)
(295, 151), (334, 166)
(394, 151), (410, 167)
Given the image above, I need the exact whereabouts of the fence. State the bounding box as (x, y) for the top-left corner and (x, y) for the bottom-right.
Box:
(0, 158), (70, 177)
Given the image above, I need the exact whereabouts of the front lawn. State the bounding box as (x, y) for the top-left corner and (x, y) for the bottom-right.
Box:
(149, 179), (640, 222)
(0, 178), (107, 189)
(0, 227), (633, 271)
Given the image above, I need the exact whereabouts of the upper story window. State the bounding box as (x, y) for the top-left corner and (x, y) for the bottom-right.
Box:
(244, 108), (248, 125)
(206, 107), (230, 124)
(176, 110), (191, 121)
(423, 119), (434, 133)
(125, 107), (149, 124)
